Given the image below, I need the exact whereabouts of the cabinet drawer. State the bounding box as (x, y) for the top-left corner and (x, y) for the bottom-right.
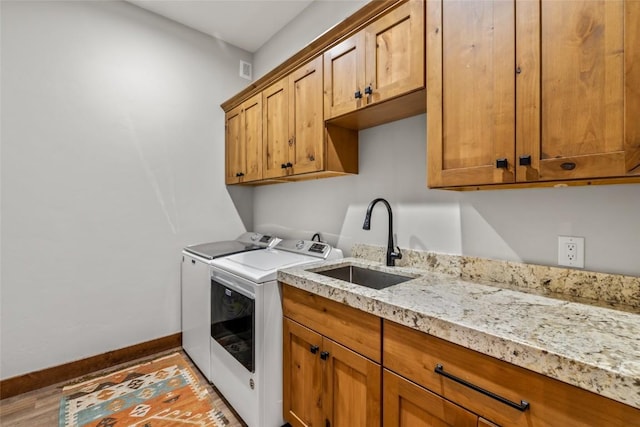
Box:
(282, 284), (381, 362)
(383, 320), (640, 426)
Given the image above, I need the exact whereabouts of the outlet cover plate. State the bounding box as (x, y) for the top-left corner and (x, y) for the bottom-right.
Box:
(239, 60), (252, 80)
(558, 236), (585, 268)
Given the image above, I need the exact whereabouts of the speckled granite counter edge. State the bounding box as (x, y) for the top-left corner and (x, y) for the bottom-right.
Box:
(277, 259), (640, 410)
(352, 244), (640, 310)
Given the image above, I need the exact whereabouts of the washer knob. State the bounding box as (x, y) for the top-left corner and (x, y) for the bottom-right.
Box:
(296, 240), (305, 249)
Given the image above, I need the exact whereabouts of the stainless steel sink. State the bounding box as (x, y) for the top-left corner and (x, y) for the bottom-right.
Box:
(315, 265), (413, 290)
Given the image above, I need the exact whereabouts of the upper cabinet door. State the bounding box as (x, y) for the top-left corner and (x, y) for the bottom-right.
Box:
(225, 94), (263, 184)
(324, 33), (366, 119)
(225, 105), (244, 185)
(427, 0), (516, 187)
(364, 0), (424, 104)
(263, 79), (289, 179)
(241, 94), (263, 183)
(516, 0), (640, 182)
(289, 56), (324, 175)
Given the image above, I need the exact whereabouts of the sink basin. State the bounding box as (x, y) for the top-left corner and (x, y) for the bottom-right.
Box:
(315, 265), (413, 290)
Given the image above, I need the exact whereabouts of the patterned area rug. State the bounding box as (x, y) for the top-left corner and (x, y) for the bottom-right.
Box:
(59, 352), (229, 427)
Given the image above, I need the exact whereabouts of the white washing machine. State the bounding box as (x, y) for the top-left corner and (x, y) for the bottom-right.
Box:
(208, 239), (343, 427)
(181, 232), (278, 380)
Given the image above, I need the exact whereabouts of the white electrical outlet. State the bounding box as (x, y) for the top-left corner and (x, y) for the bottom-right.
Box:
(558, 236), (585, 268)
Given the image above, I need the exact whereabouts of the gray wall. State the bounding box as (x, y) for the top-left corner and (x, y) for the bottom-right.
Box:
(252, 1), (640, 276)
(0, 1), (251, 379)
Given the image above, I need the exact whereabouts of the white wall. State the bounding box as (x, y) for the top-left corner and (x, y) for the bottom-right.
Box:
(0, 1), (252, 379)
(252, 1), (640, 277)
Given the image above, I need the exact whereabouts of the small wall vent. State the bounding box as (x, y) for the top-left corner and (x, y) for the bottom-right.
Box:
(239, 60), (252, 80)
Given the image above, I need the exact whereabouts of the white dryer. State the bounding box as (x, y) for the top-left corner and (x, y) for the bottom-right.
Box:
(181, 232), (277, 380)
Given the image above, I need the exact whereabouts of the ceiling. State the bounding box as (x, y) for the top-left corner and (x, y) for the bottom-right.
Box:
(128, 0), (314, 53)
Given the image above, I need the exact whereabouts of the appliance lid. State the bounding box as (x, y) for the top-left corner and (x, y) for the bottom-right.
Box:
(211, 249), (319, 283)
(183, 240), (259, 260)
(183, 232), (277, 260)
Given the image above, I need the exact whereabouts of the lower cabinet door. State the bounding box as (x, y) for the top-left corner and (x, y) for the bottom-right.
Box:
(383, 369), (478, 427)
(322, 338), (381, 427)
(283, 318), (323, 427)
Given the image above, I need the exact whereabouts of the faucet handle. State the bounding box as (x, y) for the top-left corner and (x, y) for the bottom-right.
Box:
(391, 246), (403, 260)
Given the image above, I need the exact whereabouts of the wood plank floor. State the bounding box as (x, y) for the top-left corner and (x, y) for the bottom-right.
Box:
(0, 348), (246, 427)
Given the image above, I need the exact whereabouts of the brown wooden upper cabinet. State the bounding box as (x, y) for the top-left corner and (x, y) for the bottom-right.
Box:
(427, 0), (640, 189)
(263, 57), (324, 179)
(225, 93), (262, 184)
(324, 0), (425, 121)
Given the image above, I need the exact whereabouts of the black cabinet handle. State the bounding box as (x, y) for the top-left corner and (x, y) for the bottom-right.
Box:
(561, 162), (576, 170)
(310, 345), (319, 354)
(354, 90), (363, 99)
(496, 158), (508, 169)
(435, 364), (530, 412)
(320, 351), (330, 360)
(235, 172), (245, 177)
(519, 155), (532, 166)
(281, 164), (288, 169)
(364, 85), (373, 95)
(286, 162), (293, 168)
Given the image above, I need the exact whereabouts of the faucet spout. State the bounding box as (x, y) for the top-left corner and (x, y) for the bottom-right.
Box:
(362, 198), (402, 266)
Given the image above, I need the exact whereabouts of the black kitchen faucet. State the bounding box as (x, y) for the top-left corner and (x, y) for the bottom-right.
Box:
(362, 198), (402, 266)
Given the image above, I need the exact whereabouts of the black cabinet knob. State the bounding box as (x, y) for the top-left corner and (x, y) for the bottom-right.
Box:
(281, 164), (287, 169)
(320, 351), (330, 360)
(519, 155), (532, 166)
(310, 345), (319, 354)
(354, 90), (362, 99)
(496, 158), (508, 169)
(364, 85), (373, 95)
(561, 162), (576, 170)
(235, 172), (245, 177)
(286, 162), (293, 168)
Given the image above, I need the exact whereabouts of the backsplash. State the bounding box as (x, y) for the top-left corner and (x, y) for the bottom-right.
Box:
(351, 244), (640, 312)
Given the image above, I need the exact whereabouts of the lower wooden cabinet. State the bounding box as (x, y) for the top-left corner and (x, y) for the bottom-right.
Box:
(283, 318), (381, 427)
(282, 284), (382, 427)
(281, 285), (640, 427)
(384, 369), (477, 427)
(383, 319), (640, 427)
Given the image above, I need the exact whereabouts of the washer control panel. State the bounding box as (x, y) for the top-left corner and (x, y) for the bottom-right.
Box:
(236, 232), (277, 247)
(275, 239), (331, 258)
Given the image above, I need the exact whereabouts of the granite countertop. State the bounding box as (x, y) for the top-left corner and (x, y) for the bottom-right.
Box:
(277, 257), (640, 410)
